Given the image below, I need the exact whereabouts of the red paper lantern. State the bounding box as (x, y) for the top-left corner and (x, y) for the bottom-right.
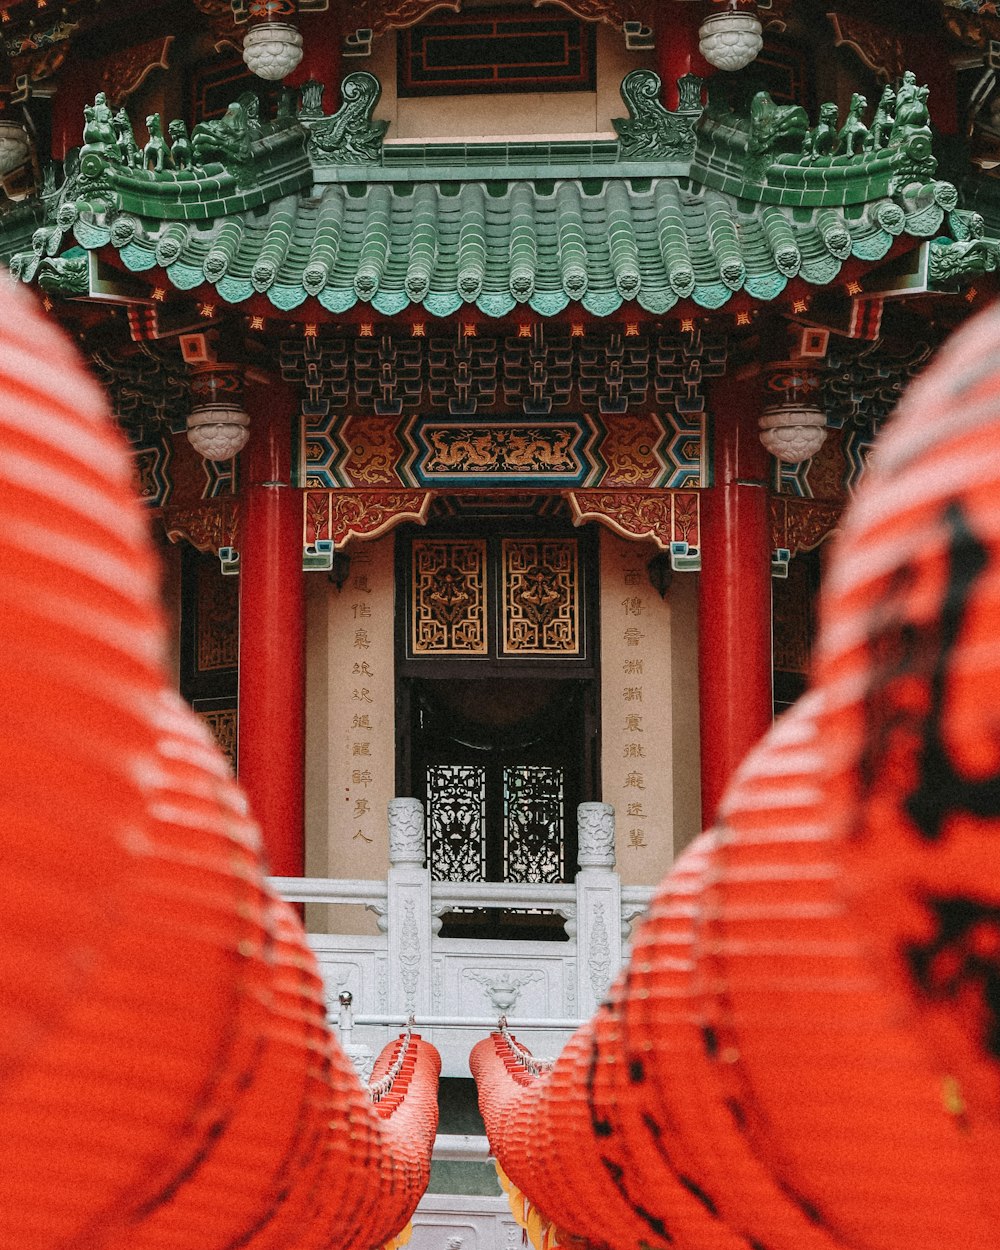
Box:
(0, 282), (439, 1250)
(472, 301), (1000, 1250)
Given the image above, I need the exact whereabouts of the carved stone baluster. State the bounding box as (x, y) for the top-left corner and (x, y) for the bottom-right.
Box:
(574, 802), (622, 1015)
(577, 801), (616, 868)
(386, 797), (432, 1019)
(388, 796), (425, 866)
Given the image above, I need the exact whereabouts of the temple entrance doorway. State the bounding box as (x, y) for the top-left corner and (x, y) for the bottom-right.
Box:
(395, 508), (599, 939)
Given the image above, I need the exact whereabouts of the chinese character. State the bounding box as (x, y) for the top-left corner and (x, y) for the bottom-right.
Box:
(623, 596), (644, 617)
(623, 568), (642, 586)
(626, 802), (646, 818)
(624, 771), (646, 790)
(624, 714), (643, 733)
(352, 574), (372, 594)
(354, 798), (371, 817)
(352, 714), (372, 730)
(623, 627), (645, 647)
(352, 661), (375, 677)
(351, 769), (373, 786)
(352, 688), (374, 704)
(352, 742), (371, 757)
(623, 659), (644, 676)
(353, 829), (373, 843)
(623, 742), (645, 759)
(628, 827), (648, 848)
(354, 629), (371, 650)
(352, 603), (372, 619)
(623, 687), (643, 703)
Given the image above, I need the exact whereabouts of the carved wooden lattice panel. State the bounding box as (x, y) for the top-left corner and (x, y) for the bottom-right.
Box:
(196, 559), (239, 671)
(411, 539), (488, 655)
(502, 538), (579, 655)
(197, 708), (237, 773)
(503, 766), (565, 884)
(426, 764), (486, 882)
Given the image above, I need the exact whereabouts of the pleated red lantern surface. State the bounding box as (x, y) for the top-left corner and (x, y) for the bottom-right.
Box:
(813, 302), (1000, 1226)
(473, 833), (841, 1250)
(357, 1032), (442, 1250)
(0, 280), (440, 1249)
(708, 691), (996, 1249)
(473, 698), (998, 1250)
(474, 838), (782, 1250)
(472, 302), (1000, 1250)
(613, 825), (841, 1250)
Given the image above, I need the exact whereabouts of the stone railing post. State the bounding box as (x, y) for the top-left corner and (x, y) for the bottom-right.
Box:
(386, 798), (433, 1019)
(575, 802), (622, 1016)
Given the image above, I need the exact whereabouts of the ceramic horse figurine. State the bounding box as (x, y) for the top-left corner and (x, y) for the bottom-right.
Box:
(143, 113), (170, 172)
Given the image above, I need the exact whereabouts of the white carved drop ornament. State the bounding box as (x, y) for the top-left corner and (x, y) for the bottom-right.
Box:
(698, 0), (763, 72)
(0, 119), (31, 197)
(242, 23), (304, 80)
(759, 404), (828, 463)
(186, 405), (251, 460)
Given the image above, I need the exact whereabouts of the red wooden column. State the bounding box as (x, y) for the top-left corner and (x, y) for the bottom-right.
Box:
(698, 367), (773, 825)
(50, 56), (94, 161)
(656, 1), (714, 111)
(287, 0), (342, 107)
(237, 377), (305, 877)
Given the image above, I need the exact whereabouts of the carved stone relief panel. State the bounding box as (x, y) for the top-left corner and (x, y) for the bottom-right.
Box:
(450, 953), (560, 1019)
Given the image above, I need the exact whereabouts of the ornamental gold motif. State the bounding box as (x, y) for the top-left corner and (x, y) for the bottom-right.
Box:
(411, 540), (487, 655)
(502, 539), (579, 656)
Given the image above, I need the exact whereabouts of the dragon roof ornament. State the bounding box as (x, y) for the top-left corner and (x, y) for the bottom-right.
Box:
(3, 65), (997, 312)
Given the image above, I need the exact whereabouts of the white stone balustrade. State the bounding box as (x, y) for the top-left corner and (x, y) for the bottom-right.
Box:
(269, 799), (654, 1076)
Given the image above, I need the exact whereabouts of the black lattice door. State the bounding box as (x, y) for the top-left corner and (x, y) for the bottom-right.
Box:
(395, 518), (599, 937)
(412, 681), (583, 889)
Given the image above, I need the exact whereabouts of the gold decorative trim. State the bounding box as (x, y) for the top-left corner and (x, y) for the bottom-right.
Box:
(411, 538), (488, 655)
(502, 538), (580, 656)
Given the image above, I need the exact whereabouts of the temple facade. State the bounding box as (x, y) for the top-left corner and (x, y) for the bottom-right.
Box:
(3, 0), (1000, 1239)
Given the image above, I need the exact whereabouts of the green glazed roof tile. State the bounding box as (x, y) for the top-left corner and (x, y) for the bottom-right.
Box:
(93, 174), (970, 315)
(13, 162), (986, 316)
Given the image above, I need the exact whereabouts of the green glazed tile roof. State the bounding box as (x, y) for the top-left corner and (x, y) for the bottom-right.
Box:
(81, 175), (956, 318)
(4, 68), (994, 316)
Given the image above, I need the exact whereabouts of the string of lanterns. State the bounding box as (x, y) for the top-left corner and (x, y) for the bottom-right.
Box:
(471, 304), (1000, 1249)
(0, 278), (440, 1250)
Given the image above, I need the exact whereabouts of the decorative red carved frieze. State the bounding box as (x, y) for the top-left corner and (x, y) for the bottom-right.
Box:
(565, 489), (700, 565)
(827, 13), (905, 82)
(770, 495), (841, 558)
(163, 499), (240, 554)
(304, 488), (432, 548)
(350, 0), (655, 37)
(100, 35), (174, 107)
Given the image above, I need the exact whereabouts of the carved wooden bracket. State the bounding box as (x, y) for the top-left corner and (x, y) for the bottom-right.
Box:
(565, 488), (700, 569)
(304, 488), (432, 551)
(343, 0), (655, 38)
(100, 35), (174, 108)
(770, 495), (840, 561)
(163, 498), (239, 554)
(827, 13), (905, 83)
